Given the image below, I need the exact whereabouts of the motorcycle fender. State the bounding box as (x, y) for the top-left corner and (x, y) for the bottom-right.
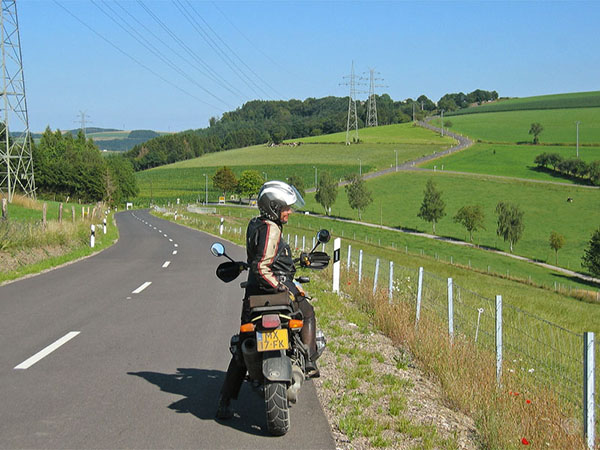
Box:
(262, 351), (292, 382)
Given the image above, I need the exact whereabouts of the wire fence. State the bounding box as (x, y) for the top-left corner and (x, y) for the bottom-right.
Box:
(167, 213), (596, 446)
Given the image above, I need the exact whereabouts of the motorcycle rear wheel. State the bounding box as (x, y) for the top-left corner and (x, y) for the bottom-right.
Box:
(264, 380), (290, 436)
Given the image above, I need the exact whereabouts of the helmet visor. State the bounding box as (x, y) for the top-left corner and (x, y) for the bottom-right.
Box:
(290, 185), (305, 209)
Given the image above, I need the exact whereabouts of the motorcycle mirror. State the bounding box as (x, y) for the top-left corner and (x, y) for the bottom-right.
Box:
(316, 229), (330, 244)
(210, 242), (225, 257)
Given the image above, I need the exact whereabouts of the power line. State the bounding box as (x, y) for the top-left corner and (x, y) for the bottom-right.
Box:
(91, 0), (233, 109)
(53, 0), (226, 112)
(184, 0), (284, 99)
(210, 1), (322, 96)
(111, 1), (246, 101)
(172, 0), (266, 100)
(135, 0), (249, 102)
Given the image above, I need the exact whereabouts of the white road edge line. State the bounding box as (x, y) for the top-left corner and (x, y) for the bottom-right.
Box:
(162, 261), (171, 268)
(132, 281), (152, 294)
(14, 331), (80, 370)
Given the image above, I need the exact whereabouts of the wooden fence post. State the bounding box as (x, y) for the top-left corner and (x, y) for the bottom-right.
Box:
(43, 203), (47, 227)
(59, 203), (63, 223)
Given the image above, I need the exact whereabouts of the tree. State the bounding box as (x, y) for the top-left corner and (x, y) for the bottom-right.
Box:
(287, 175), (305, 199)
(417, 179), (445, 234)
(236, 170), (263, 203)
(549, 231), (566, 265)
(344, 173), (372, 220)
(315, 171), (338, 215)
(105, 155), (139, 205)
(495, 201), (524, 252)
(453, 205), (485, 242)
(529, 123), (544, 144)
(212, 166), (237, 198)
(582, 228), (600, 276)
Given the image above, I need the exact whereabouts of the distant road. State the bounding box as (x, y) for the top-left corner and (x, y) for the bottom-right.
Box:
(305, 119), (472, 193)
(0, 210), (334, 449)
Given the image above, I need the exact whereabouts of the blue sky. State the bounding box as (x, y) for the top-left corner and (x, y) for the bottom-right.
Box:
(17, 0), (600, 132)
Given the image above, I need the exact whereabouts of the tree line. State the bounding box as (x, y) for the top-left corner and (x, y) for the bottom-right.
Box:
(32, 127), (139, 205)
(534, 152), (600, 185)
(125, 90), (498, 172)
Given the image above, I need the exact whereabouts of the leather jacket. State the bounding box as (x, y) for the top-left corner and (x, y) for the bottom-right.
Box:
(245, 216), (297, 296)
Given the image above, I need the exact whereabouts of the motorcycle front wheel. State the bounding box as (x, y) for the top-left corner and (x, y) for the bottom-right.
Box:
(264, 380), (290, 436)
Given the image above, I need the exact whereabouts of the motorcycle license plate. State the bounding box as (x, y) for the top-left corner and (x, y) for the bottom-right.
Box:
(256, 329), (289, 352)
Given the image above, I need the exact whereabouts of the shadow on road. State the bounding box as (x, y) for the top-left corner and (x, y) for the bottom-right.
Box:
(128, 368), (270, 436)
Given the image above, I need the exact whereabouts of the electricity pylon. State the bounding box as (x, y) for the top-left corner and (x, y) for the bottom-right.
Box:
(341, 61), (360, 145)
(0, 0), (35, 202)
(364, 68), (386, 127)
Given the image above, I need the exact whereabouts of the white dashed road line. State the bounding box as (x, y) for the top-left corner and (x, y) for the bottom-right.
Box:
(14, 331), (80, 370)
(162, 261), (171, 268)
(132, 282), (152, 294)
(172, 250), (177, 255)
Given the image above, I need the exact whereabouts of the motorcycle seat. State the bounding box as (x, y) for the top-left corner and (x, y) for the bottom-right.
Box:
(247, 291), (292, 309)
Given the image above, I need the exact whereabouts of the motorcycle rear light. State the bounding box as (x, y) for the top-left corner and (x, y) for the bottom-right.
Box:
(262, 314), (281, 328)
(288, 319), (303, 329)
(240, 323), (255, 333)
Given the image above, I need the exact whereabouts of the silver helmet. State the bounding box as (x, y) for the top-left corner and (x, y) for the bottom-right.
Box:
(257, 180), (305, 221)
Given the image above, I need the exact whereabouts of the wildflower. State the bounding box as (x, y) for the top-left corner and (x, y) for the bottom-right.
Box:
(528, 368), (535, 373)
(526, 399), (531, 404)
(522, 437), (530, 445)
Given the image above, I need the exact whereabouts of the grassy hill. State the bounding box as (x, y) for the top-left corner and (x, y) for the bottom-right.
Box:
(432, 107), (600, 144)
(290, 123), (454, 145)
(135, 127), (456, 205)
(421, 143), (600, 183)
(448, 91), (600, 115)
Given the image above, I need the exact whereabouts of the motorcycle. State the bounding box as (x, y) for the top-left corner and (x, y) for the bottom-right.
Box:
(210, 229), (331, 436)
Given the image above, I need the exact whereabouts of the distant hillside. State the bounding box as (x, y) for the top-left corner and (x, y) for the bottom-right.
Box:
(447, 91), (600, 116)
(15, 127), (165, 152)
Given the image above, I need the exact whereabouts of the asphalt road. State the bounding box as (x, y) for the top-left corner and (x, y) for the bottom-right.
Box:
(0, 209), (335, 449)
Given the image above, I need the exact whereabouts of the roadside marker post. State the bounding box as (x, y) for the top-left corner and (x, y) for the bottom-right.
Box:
(332, 238), (341, 294)
(103, 217), (107, 234)
(90, 224), (95, 248)
(219, 217), (224, 235)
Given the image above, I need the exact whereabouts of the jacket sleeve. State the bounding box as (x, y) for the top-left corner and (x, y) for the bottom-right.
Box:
(249, 220), (282, 292)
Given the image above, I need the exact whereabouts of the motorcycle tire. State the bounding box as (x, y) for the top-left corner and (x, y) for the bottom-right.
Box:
(264, 380), (290, 436)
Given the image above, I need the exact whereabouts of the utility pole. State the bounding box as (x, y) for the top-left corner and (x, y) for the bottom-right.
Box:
(341, 61), (360, 145)
(576, 121), (581, 158)
(0, 0), (35, 202)
(363, 68), (386, 127)
(441, 109), (444, 137)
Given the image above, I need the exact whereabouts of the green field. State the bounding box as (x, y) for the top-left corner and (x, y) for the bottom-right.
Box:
(302, 170), (600, 272)
(136, 139), (454, 204)
(289, 122), (456, 145)
(88, 131), (130, 140)
(421, 143), (600, 183)
(450, 91), (600, 116)
(432, 107), (600, 144)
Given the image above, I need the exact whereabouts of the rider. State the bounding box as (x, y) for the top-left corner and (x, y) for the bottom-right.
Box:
(216, 180), (320, 419)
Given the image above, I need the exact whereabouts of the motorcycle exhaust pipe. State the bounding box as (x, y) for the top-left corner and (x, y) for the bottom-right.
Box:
(287, 365), (304, 404)
(241, 338), (263, 381)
